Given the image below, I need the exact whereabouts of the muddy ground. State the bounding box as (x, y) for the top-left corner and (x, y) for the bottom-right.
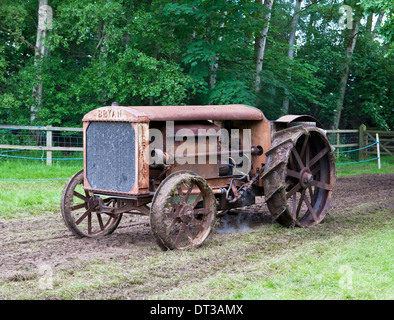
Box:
(0, 174), (393, 297)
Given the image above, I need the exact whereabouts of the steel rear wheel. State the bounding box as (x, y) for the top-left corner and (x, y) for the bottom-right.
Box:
(150, 171), (217, 250)
(61, 170), (122, 238)
(263, 126), (335, 228)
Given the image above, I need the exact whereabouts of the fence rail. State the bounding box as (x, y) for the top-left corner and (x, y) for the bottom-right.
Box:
(326, 129), (359, 161)
(365, 130), (394, 157)
(0, 125), (83, 132)
(325, 129), (359, 149)
(0, 125), (83, 165)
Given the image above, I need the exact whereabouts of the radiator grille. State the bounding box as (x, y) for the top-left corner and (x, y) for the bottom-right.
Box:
(86, 122), (135, 192)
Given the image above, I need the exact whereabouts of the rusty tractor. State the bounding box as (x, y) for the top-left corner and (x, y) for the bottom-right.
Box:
(61, 104), (335, 250)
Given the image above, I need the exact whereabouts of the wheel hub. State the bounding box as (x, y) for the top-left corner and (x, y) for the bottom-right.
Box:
(88, 196), (98, 211)
(300, 168), (313, 188)
(179, 204), (194, 223)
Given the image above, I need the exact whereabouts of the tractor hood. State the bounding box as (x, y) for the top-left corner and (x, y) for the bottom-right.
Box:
(82, 104), (267, 123)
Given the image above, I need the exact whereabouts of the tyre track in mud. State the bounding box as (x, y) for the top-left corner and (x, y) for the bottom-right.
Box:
(0, 174), (393, 280)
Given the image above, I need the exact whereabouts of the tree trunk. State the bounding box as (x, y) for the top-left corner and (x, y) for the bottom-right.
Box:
(282, 0), (302, 115)
(255, 0), (274, 92)
(210, 56), (219, 90)
(366, 12), (373, 33)
(373, 11), (385, 35)
(331, 15), (360, 129)
(31, 0), (50, 123)
(209, 12), (226, 91)
(98, 24), (110, 104)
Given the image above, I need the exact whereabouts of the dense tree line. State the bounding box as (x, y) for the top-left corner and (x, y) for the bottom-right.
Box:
(0, 0), (393, 129)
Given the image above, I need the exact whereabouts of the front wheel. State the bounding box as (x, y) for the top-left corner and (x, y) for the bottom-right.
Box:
(150, 171), (217, 250)
(61, 170), (122, 238)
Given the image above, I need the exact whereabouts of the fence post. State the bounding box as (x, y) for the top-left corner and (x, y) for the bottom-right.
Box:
(46, 126), (52, 166)
(376, 133), (381, 169)
(359, 124), (366, 161)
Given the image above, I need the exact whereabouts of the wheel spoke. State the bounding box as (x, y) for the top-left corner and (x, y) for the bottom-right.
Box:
(166, 203), (181, 219)
(288, 153), (296, 169)
(309, 146), (329, 167)
(166, 219), (178, 235)
(194, 208), (208, 216)
(185, 225), (194, 243)
(311, 165), (320, 176)
(295, 189), (306, 218)
(191, 192), (202, 208)
(300, 135), (310, 160)
(192, 216), (204, 233)
(287, 169), (299, 179)
(304, 196), (318, 222)
(73, 191), (86, 201)
(310, 180), (333, 190)
(286, 182), (301, 199)
(305, 144), (310, 167)
(292, 147), (304, 169)
(174, 224), (186, 247)
(184, 182), (194, 203)
(169, 197), (178, 207)
(96, 213), (104, 231)
(75, 209), (91, 225)
(71, 203), (86, 211)
(177, 185), (186, 204)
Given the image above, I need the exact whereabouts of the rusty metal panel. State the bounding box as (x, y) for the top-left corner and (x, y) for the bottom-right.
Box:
(131, 104), (266, 121)
(167, 121), (221, 178)
(248, 120), (271, 185)
(83, 104), (267, 123)
(137, 123), (150, 191)
(83, 107), (148, 123)
(275, 115), (323, 128)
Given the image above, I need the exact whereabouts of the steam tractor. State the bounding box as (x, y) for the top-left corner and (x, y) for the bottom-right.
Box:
(61, 104), (335, 250)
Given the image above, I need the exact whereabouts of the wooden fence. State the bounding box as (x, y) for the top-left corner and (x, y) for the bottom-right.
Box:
(0, 125), (83, 165)
(326, 124), (393, 160)
(0, 123), (392, 165)
(325, 129), (359, 149)
(358, 124), (394, 159)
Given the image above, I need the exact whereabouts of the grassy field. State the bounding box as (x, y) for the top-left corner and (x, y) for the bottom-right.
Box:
(158, 211), (393, 300)
(0, 156), (393, 300)
(0, 161), (82, 218)
(336, 155), (394, 177)
(0, 155), (392, 218)
(0, 203), (392, 300)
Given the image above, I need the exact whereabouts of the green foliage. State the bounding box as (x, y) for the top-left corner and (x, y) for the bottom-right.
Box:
(345, 46), (394, 129)
(210, 80), (255, 105)
(359, 0), (394, 56)
(0, 0), (392, 129)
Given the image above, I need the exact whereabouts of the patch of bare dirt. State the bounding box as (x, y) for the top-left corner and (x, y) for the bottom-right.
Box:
(0, 174), (393, 280)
